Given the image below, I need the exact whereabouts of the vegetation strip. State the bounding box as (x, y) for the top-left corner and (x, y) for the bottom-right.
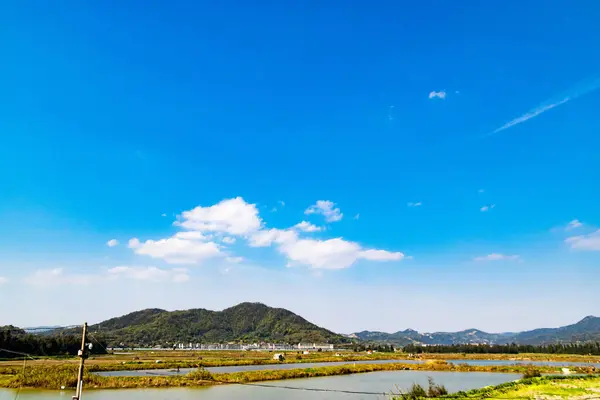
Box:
(1, 360), (599, 390)
(439, 375), (600, 399)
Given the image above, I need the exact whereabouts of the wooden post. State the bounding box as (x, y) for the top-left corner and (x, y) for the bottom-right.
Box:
(73, 322), (88, 400)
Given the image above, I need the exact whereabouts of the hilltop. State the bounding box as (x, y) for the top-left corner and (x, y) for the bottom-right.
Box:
(352, 316), (600, 346)
(85, 302), (350, 347)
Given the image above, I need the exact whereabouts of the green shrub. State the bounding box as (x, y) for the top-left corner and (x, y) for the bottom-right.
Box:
(426, 376), (448, 397)
(186, 368), (214, 381)
(522, 367), (542, 379)
(392, 378), (447, 399)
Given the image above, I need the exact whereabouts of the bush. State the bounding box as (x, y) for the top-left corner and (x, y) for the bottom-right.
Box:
(427, 377), (448, 397)
(392, 378), (447, 399)
(522, 367), (542, 379)
(187, 368), (214, 381)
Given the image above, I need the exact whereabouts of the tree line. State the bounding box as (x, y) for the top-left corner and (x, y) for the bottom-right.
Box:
(402, 342), (600, 356)
(0, 326), (108, 358)
(352, 343), (395, 352)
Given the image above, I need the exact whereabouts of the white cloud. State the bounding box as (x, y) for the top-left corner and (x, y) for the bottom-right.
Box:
(565, 229), (600, 251)
(480, 204), (496, 212)
(305, 200), (343, 222)
(108, 266), (190, 283)
(354, 213), (360, 220)
(566, 219), (583, 231)
(177, 197), (262, 235)
(24, 268), (94, 287)
(278, 200), (285, 207)
(106, 239), (119, 247)
(359, 249), (405, 261)
(280, 238), (404, 270)
(473, 253), (520, 262)
(174, 231), (207, 240)
(408, 202), (422, 207)
(293, 221), (323, 233)
(161, 213), (167, 217)
(131, 237), (223, 264)
(248, 228), (298, 248)
(125, 196), (404, 271)
(428, 90), (447, 100)
(0, 277), (7, 284)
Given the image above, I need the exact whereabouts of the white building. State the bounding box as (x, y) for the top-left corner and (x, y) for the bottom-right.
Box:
(297, 343), (334, 350)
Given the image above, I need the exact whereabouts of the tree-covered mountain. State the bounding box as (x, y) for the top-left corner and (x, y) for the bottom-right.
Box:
(352, 316), (600, 346)
(511, 316), (600, 344)
(85, 302), (350, 347)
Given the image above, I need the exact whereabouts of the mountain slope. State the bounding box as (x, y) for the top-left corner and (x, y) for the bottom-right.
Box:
(352, 316), (600, 346)
(512, 316), (600, 344)
(88, 302), (349, 346)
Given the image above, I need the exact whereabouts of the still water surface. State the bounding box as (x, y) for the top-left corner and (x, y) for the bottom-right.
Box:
(0, 371), (520, 400)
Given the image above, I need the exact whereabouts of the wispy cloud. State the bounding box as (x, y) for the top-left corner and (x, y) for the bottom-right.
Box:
(488, 75), (600, 136)
(108, 266), (190, 283)
(407, 202), (422, 207)
(480, 204), (495, 212)
(565, 219), (583, 231)
(305, 200), (343, 222)
(474, 253), (520, 262)
(428, 90), (446, 100)
(106, 239), (119, 247)
(24, 268), (95, 287)
(293, 221), (323, 233)
(565, 229), (600, 251)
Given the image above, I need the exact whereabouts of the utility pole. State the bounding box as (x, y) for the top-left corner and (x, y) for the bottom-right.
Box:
(73, 322), (88, 400)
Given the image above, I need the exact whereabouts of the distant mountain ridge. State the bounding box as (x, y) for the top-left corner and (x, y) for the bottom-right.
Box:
(79, 302), (350, 347)
(352, 316), (600, 346)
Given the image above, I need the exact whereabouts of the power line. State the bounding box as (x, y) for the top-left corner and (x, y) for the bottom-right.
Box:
(235, 381), (389, 395)
(0, 348), (37, 360)
(87, 332), (110, 355)
(234, 381), (600, 399)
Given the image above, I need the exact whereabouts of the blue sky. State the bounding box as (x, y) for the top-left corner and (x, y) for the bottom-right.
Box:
(1, 1), (599, 333)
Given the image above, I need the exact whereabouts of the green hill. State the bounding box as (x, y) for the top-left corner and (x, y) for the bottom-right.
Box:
(88, 302), (349, 347)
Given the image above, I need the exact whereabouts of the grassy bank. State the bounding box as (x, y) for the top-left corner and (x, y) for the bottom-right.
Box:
(439, 375), (600, 399)
(0, 351), (408, 369)
(419, 352), (600, 364)
(1, 360), (599, 390)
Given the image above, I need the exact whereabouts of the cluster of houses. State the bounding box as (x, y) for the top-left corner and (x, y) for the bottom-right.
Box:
(168, 342), (336, 351)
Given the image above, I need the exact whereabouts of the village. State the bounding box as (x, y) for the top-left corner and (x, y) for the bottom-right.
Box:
(109, 342), (338, 352)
